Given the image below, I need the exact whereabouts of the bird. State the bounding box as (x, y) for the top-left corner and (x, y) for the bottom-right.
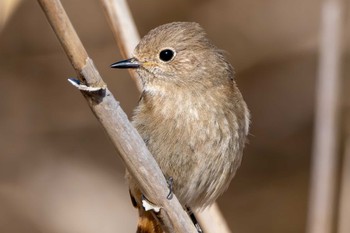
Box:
(111, 21), (250, 233)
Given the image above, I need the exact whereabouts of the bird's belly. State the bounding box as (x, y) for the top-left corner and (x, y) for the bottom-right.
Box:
(135, 116), (242, 209)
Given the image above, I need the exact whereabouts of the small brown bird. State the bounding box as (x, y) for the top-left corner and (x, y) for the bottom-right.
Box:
(111, 22), (249, 233)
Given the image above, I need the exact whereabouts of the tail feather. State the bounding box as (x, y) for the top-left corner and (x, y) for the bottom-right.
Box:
(130, 190), (164, 233)
(136, 209), (163, 233)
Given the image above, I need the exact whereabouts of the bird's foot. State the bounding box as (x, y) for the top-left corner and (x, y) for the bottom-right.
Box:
(140, 176), (173, 212)
(68, 78), (106, 92)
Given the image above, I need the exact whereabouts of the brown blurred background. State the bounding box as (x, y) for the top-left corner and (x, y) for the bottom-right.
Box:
(0, 0), (349, 233)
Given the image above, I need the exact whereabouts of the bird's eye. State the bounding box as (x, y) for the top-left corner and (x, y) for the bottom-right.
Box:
(159, 49), (175, 62)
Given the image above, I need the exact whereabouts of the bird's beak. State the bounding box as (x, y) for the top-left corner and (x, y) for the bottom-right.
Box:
(110, 58), (141, 69)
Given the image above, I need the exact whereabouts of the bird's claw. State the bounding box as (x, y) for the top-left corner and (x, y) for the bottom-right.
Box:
(68, 78), (106, 92)
(141, 194), (161, 213)
(166, 176), (174, 200)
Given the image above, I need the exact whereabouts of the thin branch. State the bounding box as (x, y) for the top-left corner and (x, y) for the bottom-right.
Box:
(99, 1), (233, 232)
(0, 0), (22, 33)
(306, 0), (345, 233)
(195, 203), (232, 233)
(338, 126), (350, 233)
(99, 0), (142, 91)
(37, 0), (197, 232)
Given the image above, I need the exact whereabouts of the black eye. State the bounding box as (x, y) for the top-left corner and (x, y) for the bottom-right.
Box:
(159, 49), (175, 62)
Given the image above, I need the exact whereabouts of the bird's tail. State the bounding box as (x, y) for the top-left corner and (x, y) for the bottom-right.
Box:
(130, 188), (164, 233)
(136, 209), (163, 233)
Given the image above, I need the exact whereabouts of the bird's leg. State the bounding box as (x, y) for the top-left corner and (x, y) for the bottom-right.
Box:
(186, 207), (204, 233)
(141, 175), (173, 211)
(141, 177), (174, 213)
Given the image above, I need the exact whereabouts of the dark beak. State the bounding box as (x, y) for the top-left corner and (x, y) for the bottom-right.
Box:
(110, 58), (141, 69)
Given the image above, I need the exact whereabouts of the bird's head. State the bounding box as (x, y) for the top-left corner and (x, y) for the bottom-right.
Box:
(111, 22), (233, 90)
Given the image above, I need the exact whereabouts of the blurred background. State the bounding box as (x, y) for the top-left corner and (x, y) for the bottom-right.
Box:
(0, 0), (349, 232)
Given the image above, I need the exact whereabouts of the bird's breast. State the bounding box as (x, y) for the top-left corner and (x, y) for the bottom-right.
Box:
(132, 90), (246, 208)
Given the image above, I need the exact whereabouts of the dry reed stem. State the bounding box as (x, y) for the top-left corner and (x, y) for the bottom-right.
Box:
(306, 0), (345, 233)
(99, 0), (142, 91)
(195, 203), (232, 233)
(0, 0), (22, 32)
(338, 118), (350, 233)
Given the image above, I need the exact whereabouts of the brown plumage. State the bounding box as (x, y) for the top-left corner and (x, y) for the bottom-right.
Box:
(111, 22), (250, 233)
(136, 211), (162, 233)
